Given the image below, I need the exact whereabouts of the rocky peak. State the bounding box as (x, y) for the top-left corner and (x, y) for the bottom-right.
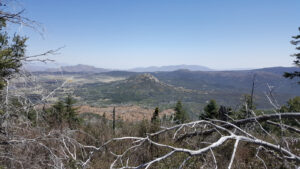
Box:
(127, 73), (160, 83)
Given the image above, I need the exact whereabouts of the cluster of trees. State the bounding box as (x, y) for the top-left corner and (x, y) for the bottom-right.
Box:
(201, 96), (300, 121)
(280, 96), (300, 112)
(44, 95), (81, 129)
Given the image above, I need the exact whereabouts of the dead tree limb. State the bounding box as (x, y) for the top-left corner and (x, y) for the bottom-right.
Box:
(104, 119), (300, 169)
(177, 113), (300, 141)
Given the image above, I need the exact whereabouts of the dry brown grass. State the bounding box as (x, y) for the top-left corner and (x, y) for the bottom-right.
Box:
(78, 105), (174, 122)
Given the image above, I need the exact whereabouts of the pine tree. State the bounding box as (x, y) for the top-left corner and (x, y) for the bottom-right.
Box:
(64, 95), (80, 129)
(112, 107), (116, 133)
(150, 107), (160, 134)
(151, 107), (159, 124)
(284, 27), (300, 83)
(174, 101), (188, 124)
(46, 96), (80, 129)
(202, 99), (219, 119)
(0, 17), (27, 90)
(280, 96), (300, 112)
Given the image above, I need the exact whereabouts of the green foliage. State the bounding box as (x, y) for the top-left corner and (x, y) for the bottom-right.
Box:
(174, 101), (189, 124)
(279, 96), (300, 112)
(64, 95), (81, 129)
(151, 107), (159, 124)
(150, 107), (160, 133)
(284, 27), (300, 83)
(218, 105), (232, 121)
(0, 18), (27, 90)
(46, 95), (81, 129)
(201, 99), (219, 119)
(112, 107), (116, 132)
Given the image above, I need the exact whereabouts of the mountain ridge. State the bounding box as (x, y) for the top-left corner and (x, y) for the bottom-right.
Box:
(128, 64), (213, 72)
(44, 64), (111, 73)
(26, 63), (298, 74)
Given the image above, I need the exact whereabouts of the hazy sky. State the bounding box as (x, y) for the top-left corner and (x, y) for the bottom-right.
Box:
(13, 0), (300, 69)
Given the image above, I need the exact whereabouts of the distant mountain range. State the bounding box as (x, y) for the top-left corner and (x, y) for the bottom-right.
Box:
(23, 62), (68, 72)
(112, 66), (297, 89)
(25, 64), (213, 73)
(128, 64), (213, 72)
(25, 63), (298, 74)
(38, 64), (111, 73)
(151, 67), (300, 94)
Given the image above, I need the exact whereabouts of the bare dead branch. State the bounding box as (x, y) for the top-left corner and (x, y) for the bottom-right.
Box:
(178, 113), (300, 141)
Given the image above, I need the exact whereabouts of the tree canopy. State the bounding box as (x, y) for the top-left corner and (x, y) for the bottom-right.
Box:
(0, 17), (27, 90)
(46, 96), (80, 129)
(280, 96), (300, 112)
(174, 101), (188, 124)
(202, 99), (219, 119)
(151, 107), (159, 124)
(284, 27), (300, 83)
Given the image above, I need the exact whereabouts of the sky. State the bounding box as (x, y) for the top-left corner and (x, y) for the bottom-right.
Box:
(8, 0), (300, 70)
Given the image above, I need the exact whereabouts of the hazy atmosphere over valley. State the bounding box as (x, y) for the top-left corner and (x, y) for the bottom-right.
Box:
(0, 0), (299, 169)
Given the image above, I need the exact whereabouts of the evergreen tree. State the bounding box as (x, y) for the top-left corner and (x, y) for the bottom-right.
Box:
(150, 107), (160, 133)
(279, 96), (300, 126)
(284, 27), (300, 83)
(279, 96), (300, 112)
(64, 95), (80, 129)
(47, 96), (80, 129)
(151, 107), (159, 124)
(218, 105), (232, 121)
(174, 101), (188, 124)
(201, 99), (219, 119)
(51, 100), (65, 129)
(0, 17), (27, 90)
(112, 107), (116, 133)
